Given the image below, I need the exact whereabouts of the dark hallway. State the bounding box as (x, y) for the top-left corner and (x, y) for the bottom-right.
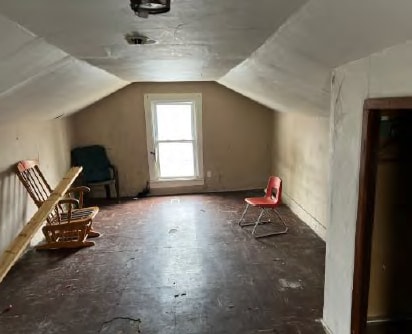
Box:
(0, 192), (325, 333)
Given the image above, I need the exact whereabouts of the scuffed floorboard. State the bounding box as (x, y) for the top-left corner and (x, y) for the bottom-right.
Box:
(0, 192), (325, 333)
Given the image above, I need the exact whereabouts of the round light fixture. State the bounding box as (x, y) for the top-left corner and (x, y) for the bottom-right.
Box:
(130, 0), (171, 18)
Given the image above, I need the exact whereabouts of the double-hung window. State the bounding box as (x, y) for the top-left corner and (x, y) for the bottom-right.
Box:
(144, 93), (203, 188)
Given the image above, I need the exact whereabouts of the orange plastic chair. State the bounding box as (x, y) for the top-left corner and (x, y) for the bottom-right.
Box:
(238, 176), (288, 238)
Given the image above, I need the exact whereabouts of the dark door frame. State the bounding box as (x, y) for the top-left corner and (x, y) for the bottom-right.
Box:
(351, 97), (412, 334)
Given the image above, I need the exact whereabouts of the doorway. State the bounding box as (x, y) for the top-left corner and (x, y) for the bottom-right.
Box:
(144, 93), (204, 188)
(351, 97), (412, 334)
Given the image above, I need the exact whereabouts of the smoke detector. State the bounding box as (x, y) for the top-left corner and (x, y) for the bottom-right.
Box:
(125, 31), (156, 45)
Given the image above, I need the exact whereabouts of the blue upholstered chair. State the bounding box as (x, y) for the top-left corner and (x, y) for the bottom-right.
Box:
(71, 145), (120, 203)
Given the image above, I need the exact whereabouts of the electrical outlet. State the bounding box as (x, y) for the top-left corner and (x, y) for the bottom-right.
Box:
(206, 170), (212, 178)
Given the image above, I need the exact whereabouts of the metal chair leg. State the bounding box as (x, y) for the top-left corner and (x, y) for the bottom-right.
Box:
(251, 208), (265, 234)
(252, 208), (288, 238)
(238, 204), (250, 226)
(239, 204), (265, 227)
(239, 204), (288, 238)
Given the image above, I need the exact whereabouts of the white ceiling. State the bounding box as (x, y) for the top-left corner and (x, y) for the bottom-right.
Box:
(1, 0), (412, 121)
(219, 0), (412, 115)
(0, 14), (127, 122)
(0, 0), (307, 82)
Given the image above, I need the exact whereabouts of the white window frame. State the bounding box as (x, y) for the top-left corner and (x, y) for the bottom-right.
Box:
(144, 93), (204, 188)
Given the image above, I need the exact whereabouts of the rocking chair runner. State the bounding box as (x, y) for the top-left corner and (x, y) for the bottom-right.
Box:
(16, 160), (100, 250)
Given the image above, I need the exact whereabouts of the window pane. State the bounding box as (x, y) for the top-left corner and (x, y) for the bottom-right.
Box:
(158, 142), (195, 177)
(156, 103), (193, 140)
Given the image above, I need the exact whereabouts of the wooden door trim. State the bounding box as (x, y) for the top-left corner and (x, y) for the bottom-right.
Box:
(351, 97), (412, 334)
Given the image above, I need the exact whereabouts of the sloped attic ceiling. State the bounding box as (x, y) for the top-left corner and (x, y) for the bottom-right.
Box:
(0, 0), (308, 122)
(0, 14), (128, 122)
(2, 0), (412, 121)
(220, 0), (412, 115)
(0, 0), (307, 82)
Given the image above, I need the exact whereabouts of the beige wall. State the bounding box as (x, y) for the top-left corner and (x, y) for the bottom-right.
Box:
(0, 119), (72, 255)
(272, 111), (329, 238)
(70, 82), (273, 196)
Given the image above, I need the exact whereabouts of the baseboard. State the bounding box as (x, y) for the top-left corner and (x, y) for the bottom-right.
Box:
(366, 317), (412, 333)
(146, 186), (261, 197)
(282, 192), (327, 241)
(367, 316), (412, 324)
(320, 319), (333, 334)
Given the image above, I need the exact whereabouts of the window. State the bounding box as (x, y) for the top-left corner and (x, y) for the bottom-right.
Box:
(144, 93), (203, 188)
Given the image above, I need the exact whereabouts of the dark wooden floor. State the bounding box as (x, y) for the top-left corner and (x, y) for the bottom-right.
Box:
(0, 192), (325, 333)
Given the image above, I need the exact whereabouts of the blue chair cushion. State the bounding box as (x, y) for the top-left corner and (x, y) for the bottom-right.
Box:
(71, 145), (112, 183)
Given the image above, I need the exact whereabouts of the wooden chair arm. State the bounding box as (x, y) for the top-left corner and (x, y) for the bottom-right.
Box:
(66, 186), (90, 208)
(68, 186), (91, 193)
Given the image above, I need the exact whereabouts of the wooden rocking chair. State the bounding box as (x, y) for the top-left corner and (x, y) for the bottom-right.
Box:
(16, 160), (100, 250)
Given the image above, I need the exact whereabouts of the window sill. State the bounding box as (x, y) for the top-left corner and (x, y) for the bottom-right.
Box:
(150, 178), (204, 189)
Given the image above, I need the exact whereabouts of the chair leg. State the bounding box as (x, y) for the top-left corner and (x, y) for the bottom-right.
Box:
(239, 205), (268, 227)
(238, 204), (250, 226)
(252, 208), (288, 238)
(115, 179), (120, 203)
(104, 184), (111, 199)
(251, 208), (265, 235)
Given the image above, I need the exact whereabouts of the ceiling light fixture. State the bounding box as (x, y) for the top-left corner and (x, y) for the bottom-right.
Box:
(130, 0), (171, 18)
